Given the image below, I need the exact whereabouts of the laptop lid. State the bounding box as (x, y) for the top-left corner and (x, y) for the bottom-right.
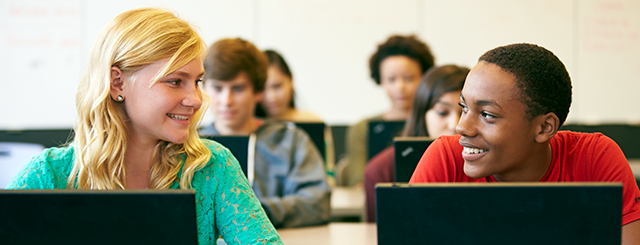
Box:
(203, 135), (249, 179)
(376, 182), (622, 245)
(0, 189), (198, 245)
(368, 120), (405, 160)
(294, 122), (326, 162)
(393, 137), (434, 182)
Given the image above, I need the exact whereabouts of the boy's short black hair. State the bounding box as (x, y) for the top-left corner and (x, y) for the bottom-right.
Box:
(479, 43), (572, 126)
(369, 35), (435, 85)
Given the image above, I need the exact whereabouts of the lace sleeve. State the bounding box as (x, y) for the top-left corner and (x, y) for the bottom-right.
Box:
(196, 140), (282, 244)
(6, 147), (73, 190)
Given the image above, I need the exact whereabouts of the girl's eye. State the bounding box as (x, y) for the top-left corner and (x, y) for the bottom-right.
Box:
(196, 78), (203, 85)
(167, 79), (181, 85)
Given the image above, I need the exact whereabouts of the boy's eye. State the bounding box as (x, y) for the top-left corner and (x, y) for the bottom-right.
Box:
(232, 85), (244, 92)
(458, 102), (467, 110)
(481, 112), (496, 119)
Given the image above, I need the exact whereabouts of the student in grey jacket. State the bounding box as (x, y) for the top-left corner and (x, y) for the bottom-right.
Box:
(199, 38), (331, 228)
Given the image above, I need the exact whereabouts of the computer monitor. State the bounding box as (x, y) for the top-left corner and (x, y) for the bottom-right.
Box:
(376, 182), (622, 245)
(0, 129), (74, 148)
(202, 135), (249, 178)
(393, 137), (434, 182)
(294, 122), (326, 161)
(368, 120), (405, 160)
(0, 189), (198, 245)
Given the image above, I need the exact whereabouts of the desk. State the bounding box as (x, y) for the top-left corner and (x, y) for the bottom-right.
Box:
(278, 222), (376, 245)
(330, 186), (365, 219)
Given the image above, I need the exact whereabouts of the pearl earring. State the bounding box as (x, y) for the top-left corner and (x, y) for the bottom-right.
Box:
(117, 95), (124, 101)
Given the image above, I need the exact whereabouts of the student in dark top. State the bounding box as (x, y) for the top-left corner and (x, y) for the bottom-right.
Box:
(343, 35), (435, 186)
(364, 65), (469, 222)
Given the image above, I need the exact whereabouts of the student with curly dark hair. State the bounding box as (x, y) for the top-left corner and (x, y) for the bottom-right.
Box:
(342, 35), (435, 186)
(410, 43), (640, 244)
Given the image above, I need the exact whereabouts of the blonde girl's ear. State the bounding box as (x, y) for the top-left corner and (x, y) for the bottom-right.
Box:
(110, 67), (125, 102)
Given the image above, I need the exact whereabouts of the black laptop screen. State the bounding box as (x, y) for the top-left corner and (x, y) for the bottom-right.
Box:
(0, 189), (198, 245)
(376, 183), (622, 245)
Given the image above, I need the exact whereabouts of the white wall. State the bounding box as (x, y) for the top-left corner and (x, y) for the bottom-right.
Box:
(1, 0), (639, 129)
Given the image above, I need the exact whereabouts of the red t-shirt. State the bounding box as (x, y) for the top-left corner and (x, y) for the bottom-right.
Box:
(409, 131), (640, 226)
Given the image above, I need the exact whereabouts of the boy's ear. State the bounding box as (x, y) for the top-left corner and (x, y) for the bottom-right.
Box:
(534, 112), (560, 143)
(110, 67), (125, 101)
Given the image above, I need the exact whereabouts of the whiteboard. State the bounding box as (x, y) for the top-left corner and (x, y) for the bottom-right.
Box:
(1, 0), (639, 130)
(577, 0), (640, 124)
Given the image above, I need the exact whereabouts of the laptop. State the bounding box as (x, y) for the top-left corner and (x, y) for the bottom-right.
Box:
(0, 189), (198, 245)
(393, 137), (434, 182)
(294, 122), (326, 161)
(0, 129), (74, 148)
(202, 135), (249, 178)
(376, 182), (622, 245)
(368, 120), (405, 160)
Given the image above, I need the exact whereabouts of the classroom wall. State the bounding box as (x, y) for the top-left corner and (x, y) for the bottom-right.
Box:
(1, 0), (639, 129)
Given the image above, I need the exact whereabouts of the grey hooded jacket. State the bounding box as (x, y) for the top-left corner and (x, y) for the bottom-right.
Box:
(200, 120), (331, 228)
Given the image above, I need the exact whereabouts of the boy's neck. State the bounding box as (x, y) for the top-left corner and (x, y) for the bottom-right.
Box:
(215, 117), (261, 136)
(493, 142), (553, 182)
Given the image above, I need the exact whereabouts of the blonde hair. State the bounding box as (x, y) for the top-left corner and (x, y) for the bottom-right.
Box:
(70, 8), (210, 190)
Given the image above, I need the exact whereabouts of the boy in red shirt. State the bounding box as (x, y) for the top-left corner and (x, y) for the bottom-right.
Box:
(409, 43), (640, 244)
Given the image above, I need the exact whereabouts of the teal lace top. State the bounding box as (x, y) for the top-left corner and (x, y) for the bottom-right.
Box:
(7, 139), (283, 245)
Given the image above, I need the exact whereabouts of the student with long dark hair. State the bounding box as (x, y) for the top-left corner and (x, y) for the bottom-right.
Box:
(256, 50), (322, 122)
(364, 65), (469, 222)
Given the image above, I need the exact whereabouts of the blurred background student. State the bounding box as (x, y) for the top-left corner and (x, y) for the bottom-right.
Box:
(364, 65), (469, 222)
(199, 38), (331, 228)
(256, 49), (322, 122)
(341, 35), (435, 187)
(256, 49), (336, 185)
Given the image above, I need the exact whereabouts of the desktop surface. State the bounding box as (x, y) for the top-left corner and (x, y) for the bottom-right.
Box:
(278, 222), (376, 245)
(0, 189), (198, 245)
(376, 182), (622, 245)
